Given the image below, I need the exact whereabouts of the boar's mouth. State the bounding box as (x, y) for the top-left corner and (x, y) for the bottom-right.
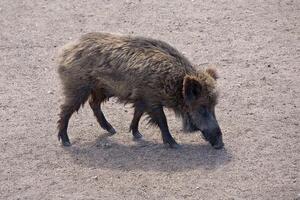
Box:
(201, 128), (224, 149)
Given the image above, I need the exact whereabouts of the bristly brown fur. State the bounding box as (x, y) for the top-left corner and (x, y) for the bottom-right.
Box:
(57, 32), (217, 112)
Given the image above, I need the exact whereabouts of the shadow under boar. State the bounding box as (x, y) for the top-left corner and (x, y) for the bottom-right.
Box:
(57, 32), (224, 149)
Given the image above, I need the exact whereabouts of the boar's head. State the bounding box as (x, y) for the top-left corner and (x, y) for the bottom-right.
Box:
(182, 68), (224, 149)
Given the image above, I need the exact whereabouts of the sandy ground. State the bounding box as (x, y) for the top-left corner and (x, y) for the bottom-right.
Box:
(0, 0), (299, 199)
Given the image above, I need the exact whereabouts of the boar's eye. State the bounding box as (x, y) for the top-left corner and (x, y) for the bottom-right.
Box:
(198, 106), (209, 117)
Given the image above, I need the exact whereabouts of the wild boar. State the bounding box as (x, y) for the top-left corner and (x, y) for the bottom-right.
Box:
(57, 32), (224, 149)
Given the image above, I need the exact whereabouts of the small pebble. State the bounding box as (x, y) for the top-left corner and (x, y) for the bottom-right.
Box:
(47, 90), (54, 94)
(103, 143), (112, 149)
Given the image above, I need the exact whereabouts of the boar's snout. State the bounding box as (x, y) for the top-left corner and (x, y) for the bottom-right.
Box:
(202, 127), (224, 149)
(187, 107), (224, 150)
(212, 134), (224, 149)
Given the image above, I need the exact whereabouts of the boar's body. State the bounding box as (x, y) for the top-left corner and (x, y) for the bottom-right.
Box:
(57, 32), (223, 149)
(58, 32), (195, 110)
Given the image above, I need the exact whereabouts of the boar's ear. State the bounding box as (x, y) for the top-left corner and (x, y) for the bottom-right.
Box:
(206, 67), (218, 80)
(183, 75), (202, 104)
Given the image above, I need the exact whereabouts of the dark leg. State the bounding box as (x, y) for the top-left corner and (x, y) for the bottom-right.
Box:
(147, 106), (179, 148)
(89, 89), (116, 134)
(57, 87), (91, 146)
(129, 102), (145, 139)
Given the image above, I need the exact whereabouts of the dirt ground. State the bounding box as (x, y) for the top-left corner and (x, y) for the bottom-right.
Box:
(0, 0), (299, 199)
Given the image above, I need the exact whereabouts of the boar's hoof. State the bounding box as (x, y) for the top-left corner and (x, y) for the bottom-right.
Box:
(165, 142), (181, 149)
(62, 141), (71, 147)
(133, 131), (143, 140)
(107, 127), (116, 135)
(212, 142), (224, 150)
(170, 143), (181, 149)
(58, 133), (71, 147)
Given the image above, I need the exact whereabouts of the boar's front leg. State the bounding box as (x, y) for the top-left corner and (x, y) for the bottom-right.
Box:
(89, 89), (116, 135)
(147, 106), (180, 149)
(129, 102), (145, 139)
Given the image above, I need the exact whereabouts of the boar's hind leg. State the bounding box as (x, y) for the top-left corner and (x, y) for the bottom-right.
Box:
(58, 86), (91, 146)
(89, 89), (116, 135)
(129, 102), (145, 139)
(148, 106), (180, 149)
